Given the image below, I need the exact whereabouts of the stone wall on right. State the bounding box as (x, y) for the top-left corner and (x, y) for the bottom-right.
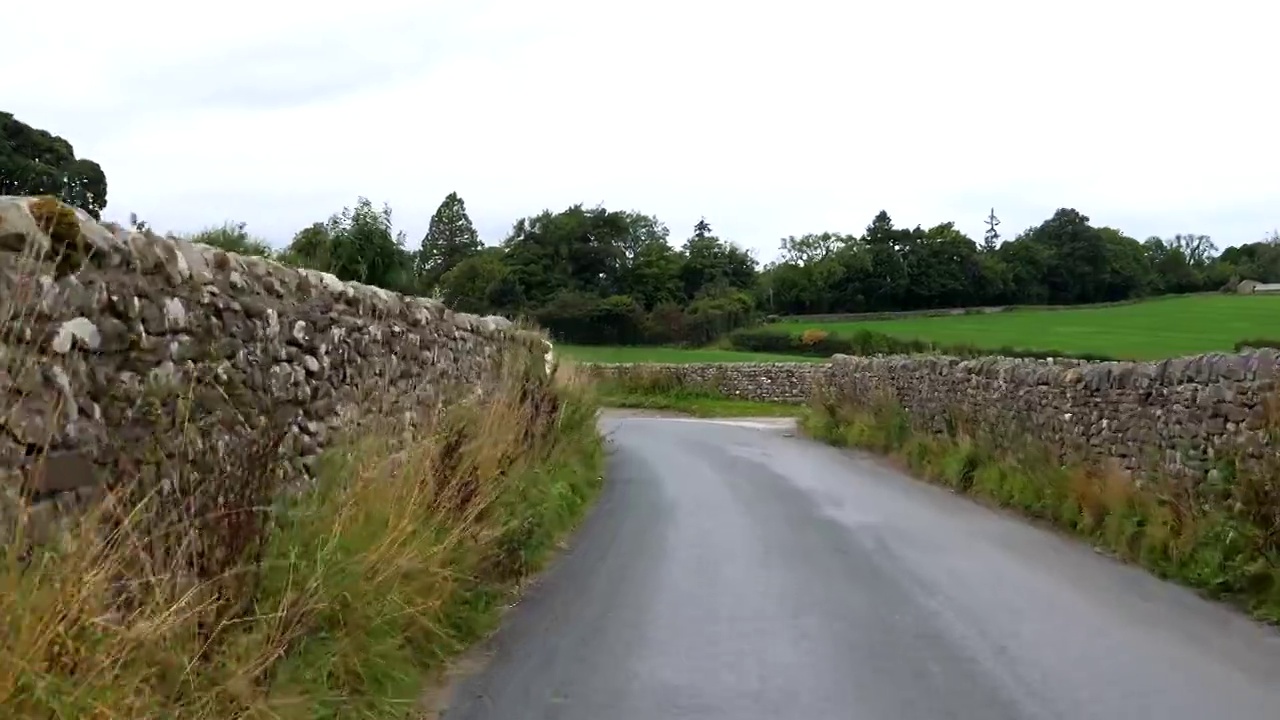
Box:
(818, 351), (1279, 479)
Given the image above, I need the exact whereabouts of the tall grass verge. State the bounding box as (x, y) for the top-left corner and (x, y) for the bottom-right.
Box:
(0, 349), (603, 718)
(804, 390), (1280, 622)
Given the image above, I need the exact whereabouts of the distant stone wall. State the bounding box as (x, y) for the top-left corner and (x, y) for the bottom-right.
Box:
(0, 196), (542, 534)
(592, 350), (1278, 480)
(588, 362), (822, 403)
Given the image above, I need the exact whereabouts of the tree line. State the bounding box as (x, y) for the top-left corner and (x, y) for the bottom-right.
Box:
(185, 195), (1280, 347)
(6, 111), (1279, 347)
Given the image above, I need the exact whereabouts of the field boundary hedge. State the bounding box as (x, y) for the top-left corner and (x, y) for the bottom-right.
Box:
(772, 291), (1219, 325)
(727, 326), (1119, 362)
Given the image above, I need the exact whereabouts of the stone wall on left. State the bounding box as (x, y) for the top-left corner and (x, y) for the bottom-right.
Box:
(0, 196), (541, 532)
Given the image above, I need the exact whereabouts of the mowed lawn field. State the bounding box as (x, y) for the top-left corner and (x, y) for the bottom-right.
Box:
(559, 344), (826, 364)
(777, 294), (1280, 360)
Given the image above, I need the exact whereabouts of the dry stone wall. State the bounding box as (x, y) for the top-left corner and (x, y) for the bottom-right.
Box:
(589, 361), (820, 403)
(820, 352), (1278, 479)
(0, 196), (541, 530)
(595, 350), (1278, 480)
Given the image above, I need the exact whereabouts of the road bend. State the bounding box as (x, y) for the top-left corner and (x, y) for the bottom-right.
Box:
(439, 412), (1280, 720)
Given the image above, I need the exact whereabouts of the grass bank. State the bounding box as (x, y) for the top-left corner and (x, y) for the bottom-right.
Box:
(0, 356), (603, 719)
(595, 369), (803, 418)
(803, 393), (1280, 622)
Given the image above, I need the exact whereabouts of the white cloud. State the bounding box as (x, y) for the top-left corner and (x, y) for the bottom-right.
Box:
(5, 0), (1277, 259)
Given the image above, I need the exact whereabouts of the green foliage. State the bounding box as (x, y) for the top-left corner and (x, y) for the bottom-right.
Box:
(804, 394), (1280, 621)
(758, 208), (1270, 319)
(260, 199), (1272, 361)
(282, 198), (415, 292)
(279, 202), (757, 344)
(679, 220), (757, 300)
(439, 247), (513, 314)
(186, 221), (274, 258)
(536, 292), (647, 345)
(278, 222), (331, 268)
(416, 191), (482, 294)
(728, 326), (1119, 362)
(461, 210), (759, 345)
(1236, 338), (1280, 351)
(0, 111), (108, 219)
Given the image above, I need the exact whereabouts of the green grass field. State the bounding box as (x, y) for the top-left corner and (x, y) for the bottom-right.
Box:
(559, 344), (825, 364)
(776, 294), (1280, 361)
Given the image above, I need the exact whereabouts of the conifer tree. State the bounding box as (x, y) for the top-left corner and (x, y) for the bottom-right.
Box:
(416, 191), (482, 292)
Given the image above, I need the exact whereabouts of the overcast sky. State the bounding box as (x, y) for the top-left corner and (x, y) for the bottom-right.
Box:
(5, 0), (1277, 261)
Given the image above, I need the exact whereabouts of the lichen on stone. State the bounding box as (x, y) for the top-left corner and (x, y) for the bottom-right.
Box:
(26, 196), (87, 276)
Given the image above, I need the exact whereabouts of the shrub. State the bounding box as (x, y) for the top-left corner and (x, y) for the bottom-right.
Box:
(185, 221), (275, 258)
(799, 328), (829, 346)
(536, 291), (648, 345)
(536, 289), (760, 347)
(595, 365), (719, 398)
(727, 326), (1118, 362)
(1235, 338), (1280, 352)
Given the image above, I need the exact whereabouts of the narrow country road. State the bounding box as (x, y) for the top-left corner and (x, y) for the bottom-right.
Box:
(438, 413), (1280, 720)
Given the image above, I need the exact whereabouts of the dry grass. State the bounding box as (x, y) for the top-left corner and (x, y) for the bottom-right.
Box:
(0, 200), (604, 717)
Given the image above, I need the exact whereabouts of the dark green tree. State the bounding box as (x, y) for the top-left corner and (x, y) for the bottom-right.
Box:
(282, 199), (412, 291)
(416, 191), (482, 293)
(438, 247), (512, 314)
(679, 220), (757, 299)
(500, 204), (631, 305)
(602, 211), (679, 310)
(982, 208), (1001, 252)
(0, 112), (108, 218)
(778, 232), (853, 266)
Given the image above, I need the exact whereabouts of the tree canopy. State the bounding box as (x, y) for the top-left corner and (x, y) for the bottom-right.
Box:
(0, 112), (108, 219)
(754, 209), (1271, 318)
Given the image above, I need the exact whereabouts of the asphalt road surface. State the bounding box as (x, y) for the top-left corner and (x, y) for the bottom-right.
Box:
(439, 413), (1280, 720)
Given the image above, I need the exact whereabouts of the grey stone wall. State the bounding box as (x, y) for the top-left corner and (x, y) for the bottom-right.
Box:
(0, 196), (540, 530)
(819, 352), (1278, 478)
(588, 362), (822, 403)
(592, 350), (1278, 479)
